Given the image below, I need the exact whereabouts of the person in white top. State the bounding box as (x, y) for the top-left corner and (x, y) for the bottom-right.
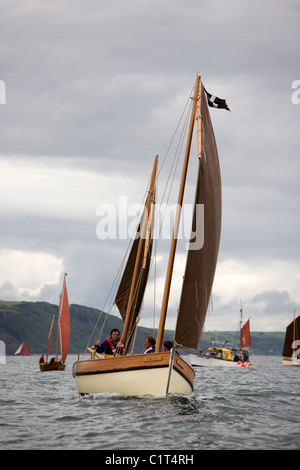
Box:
(144, 336), (156, 353)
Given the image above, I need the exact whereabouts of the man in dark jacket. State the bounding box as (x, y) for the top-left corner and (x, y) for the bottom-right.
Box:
(93, 329), (122, 357)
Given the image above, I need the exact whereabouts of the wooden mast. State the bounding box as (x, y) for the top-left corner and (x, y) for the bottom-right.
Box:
(156, 72), (201, 352)
(120, 155), (158, 350)
(56, 273), (67, 361)
(55, 293), (62, 361)
(196, 70), (202, 160)
(293, 308), (296, 354)
(46, 314), (55, 363)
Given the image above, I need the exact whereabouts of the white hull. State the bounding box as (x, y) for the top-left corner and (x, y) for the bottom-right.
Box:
(282, 357), (300, 366)
(73, 351), (194, 397)
(74, 364), (192, 396)
(189, 353), (249, 368)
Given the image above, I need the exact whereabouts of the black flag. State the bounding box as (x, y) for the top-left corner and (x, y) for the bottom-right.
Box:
(204, 88), (230, 111)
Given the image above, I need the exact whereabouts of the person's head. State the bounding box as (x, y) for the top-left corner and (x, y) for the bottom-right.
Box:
(163, 340), (173, 351)
(110, 329), (120, 340)
(144, 336), (156, 349)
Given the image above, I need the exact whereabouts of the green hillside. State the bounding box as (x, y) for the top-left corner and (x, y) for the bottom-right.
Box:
(0, 300), (171, 355)
(198, 330), (285, 356)
(0, 300), (285, 356)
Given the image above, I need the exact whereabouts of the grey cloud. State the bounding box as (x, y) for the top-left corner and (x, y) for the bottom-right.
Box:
(0, 0), (299, 331)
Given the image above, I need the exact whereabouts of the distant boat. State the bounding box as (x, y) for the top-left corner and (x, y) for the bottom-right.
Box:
(189, 302), (252, 368)
(39, 274), (70, 372)
(73, 72), (226, 396)
(282, 310), (300, 366)
(14, 340), (31, 356)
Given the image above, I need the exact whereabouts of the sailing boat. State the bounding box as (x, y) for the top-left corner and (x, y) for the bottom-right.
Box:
(72, 72), (225, 396)
(14, 340), (31, 356)
(39, 274), (70, 372)
(282, 310), (300, 366)
(189, 302), (252, 367)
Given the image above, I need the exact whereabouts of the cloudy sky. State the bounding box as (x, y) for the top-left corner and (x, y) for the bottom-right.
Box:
(1, 0), (299, 334)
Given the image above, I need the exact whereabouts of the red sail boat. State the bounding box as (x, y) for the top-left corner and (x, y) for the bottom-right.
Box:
(14, 340), (31, 356)
(39, 274), (70, 372)
(190, 301), (252, 367)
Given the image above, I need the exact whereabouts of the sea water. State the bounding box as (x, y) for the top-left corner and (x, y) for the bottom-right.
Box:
(0, 355), (299, 452)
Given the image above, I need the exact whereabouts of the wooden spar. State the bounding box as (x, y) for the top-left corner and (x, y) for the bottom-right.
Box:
(120, 155), (158, 349)
(156, 73), (201, 352)
(55, 293), (62, 361)
(143, 191), (154, 269)
(196, 70), (202, 159)
(46, 314), (55, 363)
(239, 299), (243, 333)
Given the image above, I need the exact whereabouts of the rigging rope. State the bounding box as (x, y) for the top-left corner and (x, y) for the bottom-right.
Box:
(82, 80), (197, 358)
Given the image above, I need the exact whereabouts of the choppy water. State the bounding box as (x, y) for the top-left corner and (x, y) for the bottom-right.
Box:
(0, 355), (299, 452)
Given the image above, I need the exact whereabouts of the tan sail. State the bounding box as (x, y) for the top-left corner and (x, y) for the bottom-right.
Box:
(115, 155), (158, 353)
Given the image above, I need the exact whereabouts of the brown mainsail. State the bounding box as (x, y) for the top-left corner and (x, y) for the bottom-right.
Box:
(115, 155), (158, 354)
(282, 311), (300, 365)
(174, 84), (222, 350)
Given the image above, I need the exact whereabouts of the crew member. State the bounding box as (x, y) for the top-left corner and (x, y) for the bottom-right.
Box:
(144, 336), (156, 353)
(90, 329), (123, 358)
